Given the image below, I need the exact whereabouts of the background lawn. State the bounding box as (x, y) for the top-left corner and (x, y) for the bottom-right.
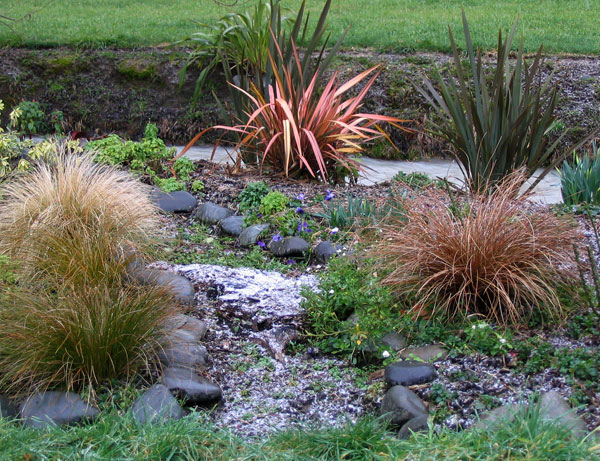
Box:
(0, 0), (599, 54)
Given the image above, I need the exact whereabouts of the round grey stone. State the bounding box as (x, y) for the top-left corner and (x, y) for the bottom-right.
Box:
(152, 190), (198, 213)
(399, 345), (449, 362)
(193, 203), (233, 224)
(131, 384), (185, 425)
(380, 385), (428, 426)
(539, 391), (587, 439)
(20, 391), (99, 428)
(397, 414), (429, 439)
(268, 237), (309, 257)
(313, 241), (339, 263)
(0, 395), (17, 419)
(132, 268), (195, 305)
(385, 360), (437, 386)
(166, 314), (208, 342)
(159, 343), (209, 369)
(161, 367), (222, 405)
(381, 332), (407, 351)
(219, 216), (245, 236)
(238, 223), (270, 247)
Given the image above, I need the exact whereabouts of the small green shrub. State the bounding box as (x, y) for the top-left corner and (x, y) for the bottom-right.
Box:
(302, 257), (400, 358)
(237, 181), (271, 213)
(392, 171), (433, 189)
(173, 157), (195, 181)
(191, 180), (205, 193)
(259, 191), (289, 216)
(560, 142), (600, 206)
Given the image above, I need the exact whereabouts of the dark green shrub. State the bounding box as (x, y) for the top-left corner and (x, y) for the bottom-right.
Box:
(237, 181), (271, 213)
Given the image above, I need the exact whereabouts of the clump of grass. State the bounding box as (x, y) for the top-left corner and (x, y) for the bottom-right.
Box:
(0, 152), (176, 395)
(0, 152), (160, 283)
(375, 174), (578, 325)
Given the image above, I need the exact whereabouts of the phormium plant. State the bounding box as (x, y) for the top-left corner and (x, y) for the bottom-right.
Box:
(416, 11), (594, 194)
(179, 40), (405, 182)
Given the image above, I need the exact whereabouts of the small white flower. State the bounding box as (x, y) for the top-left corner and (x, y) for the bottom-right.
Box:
(472, 325), (477, 330)
(382, 351), (390, 359)
(330, 227), (339, 234)
(499, 338), (507, 344)
(328, 289), (335, 294)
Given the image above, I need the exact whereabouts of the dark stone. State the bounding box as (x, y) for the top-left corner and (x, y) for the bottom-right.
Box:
(0, 395), (17, 418)
(131, 384), (185, 425)
(167, 314), (207, 343)
(380, 385), (428, 426)
(539, 391), (587, 439)
(193, 203), (233, 224)
(161, 367), (222, 405)
(131, 268), (195, 305)
(399, 345), (449, 362)
(238, 223), (270, 247)
(268, 237), (309, 257)
(159, 343), (209, 369)
(20, 391), (99, 428)
(385, 360), (436, 386)
(313, 241), (340, 263)
(381, 332), (407, 351)
(397, 414), (429, 439)
(152, 190), (198, 213)
(219, 216), (245, 236)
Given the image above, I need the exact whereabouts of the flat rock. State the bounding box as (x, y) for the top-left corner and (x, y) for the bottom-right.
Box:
(539, 391), (587, 439)
(381, 332), (407, 351)
(397, 414), (429, 439)
(166, 314), (207, 342)
(399, 345), (449, 362)
(0, 395), (17, 418)
(219, 216), (245, 236)
(131, 384), (185, 425)
(193, 202), (233, 224)
(132, 268), (195, 305)
(20, 391), (99, 428)
(385, 360), (437, 386)
(313, 241), (342, 263)
(159, 342), (209, 369)
(268, 237), (309, 257)
(238, 223), (270, 247)
(161, 367), (222, 405)
(380, 385), (428, 426)
(152, 190), (197, 213)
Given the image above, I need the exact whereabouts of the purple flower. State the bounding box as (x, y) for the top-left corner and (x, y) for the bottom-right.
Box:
(296, 193), (305, 202)
(272, 233), (282, 242)
(330, 227), (339, 235)
(298, 221), (312, 233)
(285, 259), (296, 265)
(325, 190), (334, 201)
(257, 213), (263, 218)
(257, 240), (266, 248)
(295, 206), (304, 214)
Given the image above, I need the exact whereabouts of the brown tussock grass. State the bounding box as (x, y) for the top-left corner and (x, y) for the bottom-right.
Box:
(374, 174), (578, 326)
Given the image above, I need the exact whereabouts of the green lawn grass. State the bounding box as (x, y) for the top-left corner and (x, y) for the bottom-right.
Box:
(0, 408), (596, 460)
(1, 0), (599, 54)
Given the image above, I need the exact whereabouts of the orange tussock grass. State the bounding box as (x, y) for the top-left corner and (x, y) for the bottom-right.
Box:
(374, 175), (578, 325)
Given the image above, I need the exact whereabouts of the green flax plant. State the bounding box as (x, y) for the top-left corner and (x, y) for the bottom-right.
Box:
(416, 11), (590, 194)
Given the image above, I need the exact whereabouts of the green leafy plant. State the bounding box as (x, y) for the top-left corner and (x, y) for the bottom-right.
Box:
(0, 152), (174, 394)
(191, 179), (205, 193)
(173, 156), (195, 181)
(375, 173), (577, 325)
(392, 171), (433, 189)
(463, 321), (513, 356)
(560, 142), (600, 206)
(416, 12), (592, 194)
(314, 194), (379, 230)
(177, 0), (294, 102)
(237, 180), (271, 213)
(259, 190), (289, 216)
(302, 257), (400, 358)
